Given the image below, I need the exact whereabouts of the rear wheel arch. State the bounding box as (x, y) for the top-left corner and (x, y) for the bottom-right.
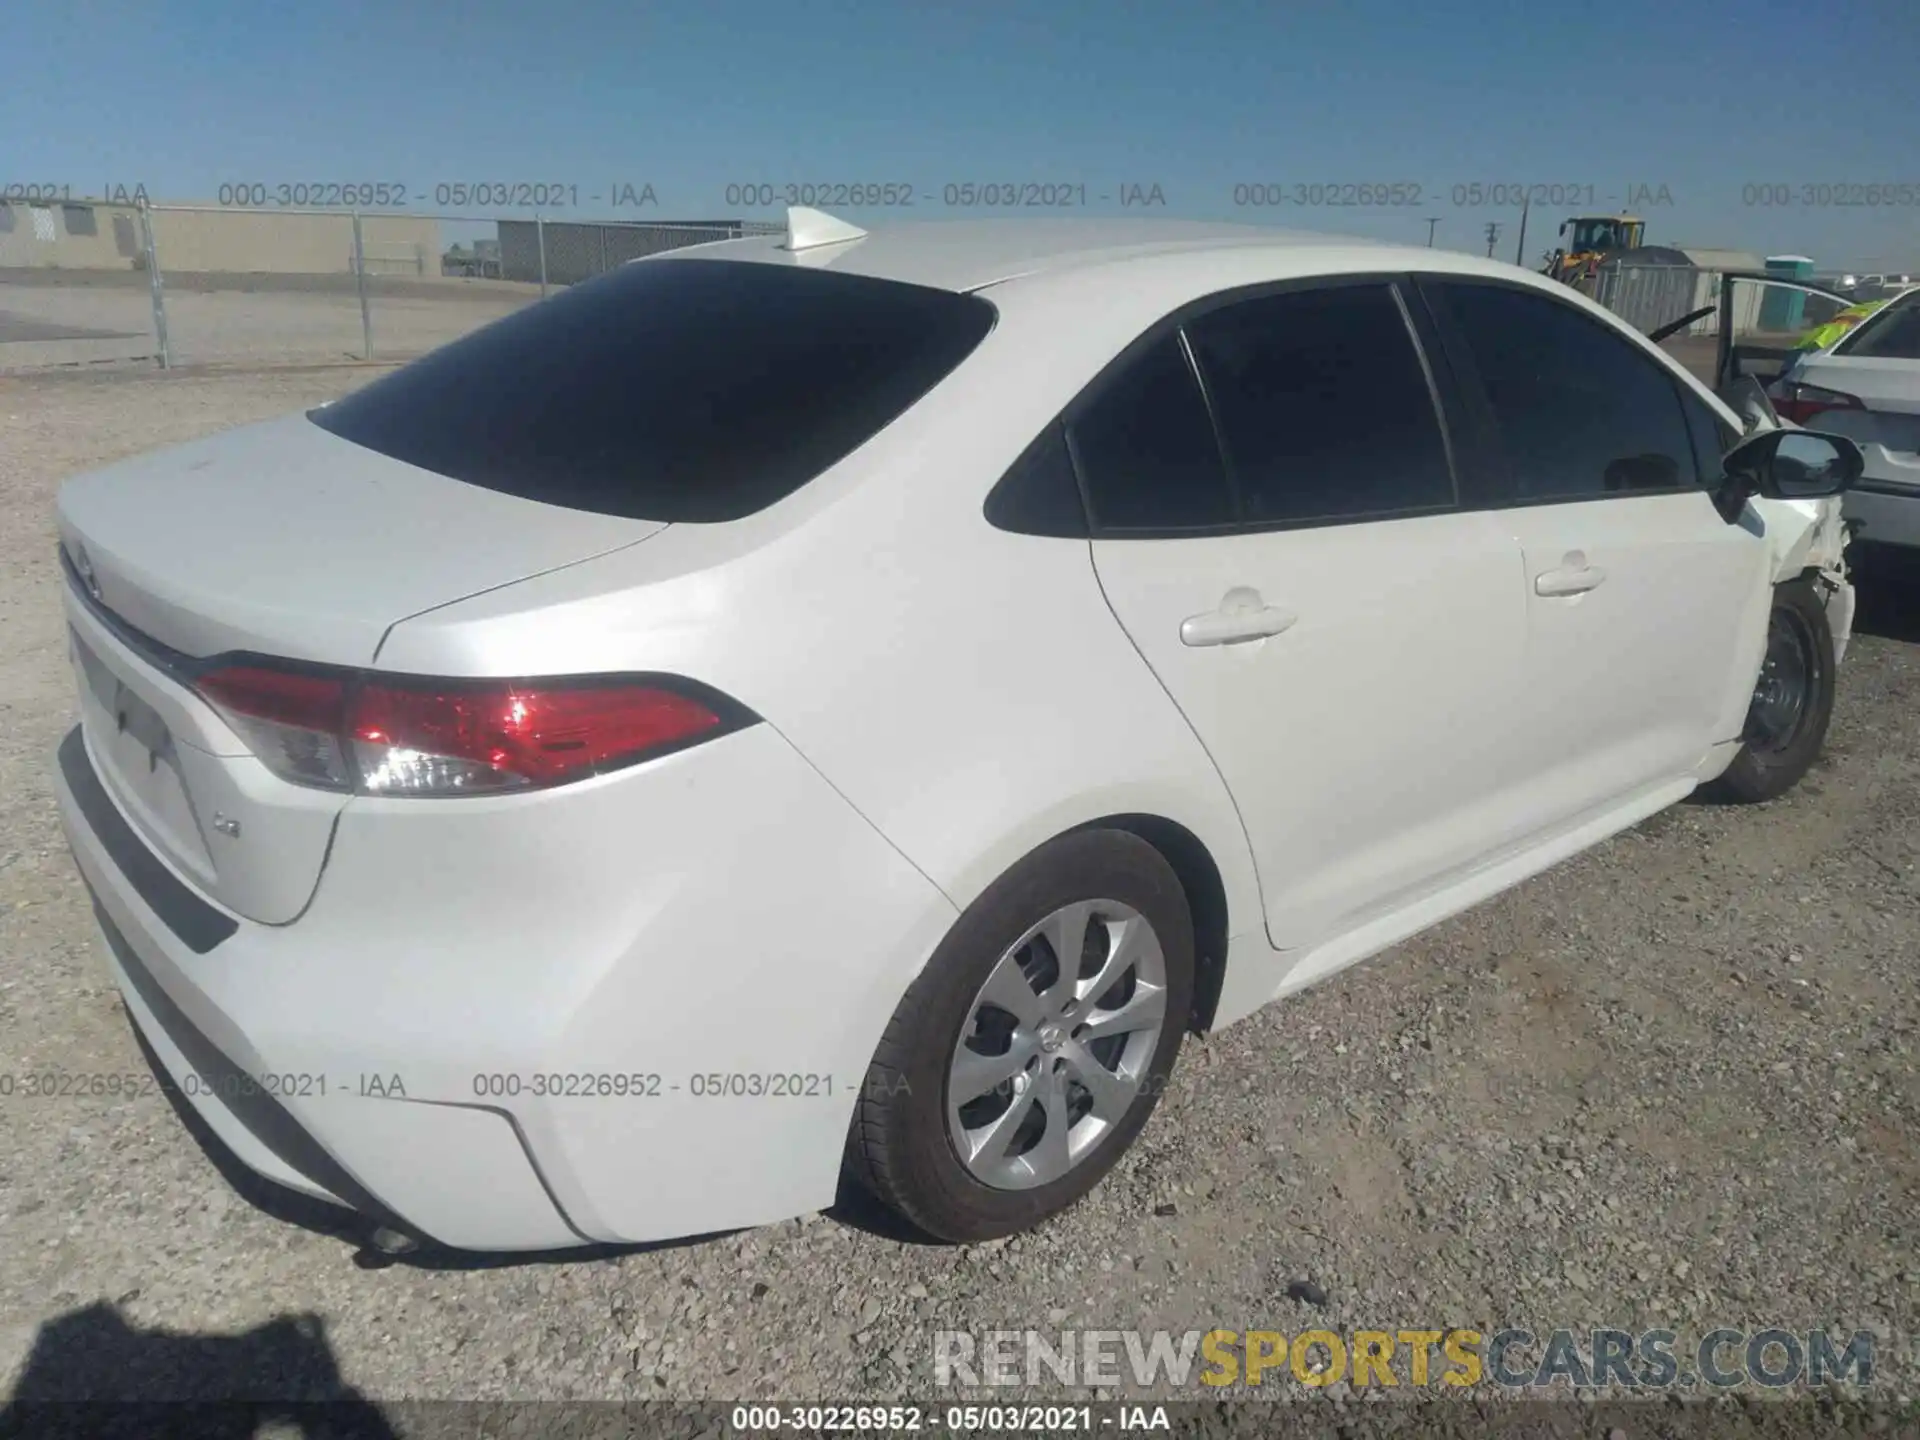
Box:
(1062, 814), (1229, 1034)
(845, 825), (1198, 1240)
(899, 798), (1254, 1034)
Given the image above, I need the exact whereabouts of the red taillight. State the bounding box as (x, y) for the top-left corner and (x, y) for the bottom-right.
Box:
(348, 680), (724, 794)
(1769, 380), (1864, 425)
(194, 665), (737, 796)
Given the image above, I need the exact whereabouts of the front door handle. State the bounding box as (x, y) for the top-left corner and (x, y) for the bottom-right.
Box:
(1534, 552), (1607, 597)
(1180, 587), (1298, 647)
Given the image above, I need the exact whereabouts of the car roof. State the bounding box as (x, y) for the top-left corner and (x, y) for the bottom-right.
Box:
(649, 214), (1526, 294)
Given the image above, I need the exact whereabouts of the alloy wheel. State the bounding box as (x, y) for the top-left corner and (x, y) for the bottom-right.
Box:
(945, 900), (1169, 1191)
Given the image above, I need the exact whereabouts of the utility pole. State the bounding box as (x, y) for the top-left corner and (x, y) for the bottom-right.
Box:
(1484, 221), (1502, 257)
(1424, 217), (1440, 247)
(1514, 195), (1530, 266)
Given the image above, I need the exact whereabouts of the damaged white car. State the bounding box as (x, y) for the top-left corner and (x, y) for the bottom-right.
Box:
(54, 214), (1862, 1251)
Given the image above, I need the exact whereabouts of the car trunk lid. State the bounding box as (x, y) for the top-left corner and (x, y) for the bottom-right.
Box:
(1793, 356), (1920, 461)
(56, 412), (666, 667)
(56, 412), (666, 925)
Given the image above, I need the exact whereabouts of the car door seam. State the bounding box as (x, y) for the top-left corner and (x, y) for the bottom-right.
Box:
(1080, 539), (1271, 927)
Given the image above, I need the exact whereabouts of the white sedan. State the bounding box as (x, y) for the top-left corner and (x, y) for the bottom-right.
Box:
(1772, 287), (1920, 551)
(52, 211), (1862, 1250)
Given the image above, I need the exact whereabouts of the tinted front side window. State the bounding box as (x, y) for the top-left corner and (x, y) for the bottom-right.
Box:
(1068, 334), (1233, 530)
(310, 259), (996, 522)
(1185, 285), (1453, 525)
(1433, 281), (1696, 499)
(1677, 388), (1739, 485)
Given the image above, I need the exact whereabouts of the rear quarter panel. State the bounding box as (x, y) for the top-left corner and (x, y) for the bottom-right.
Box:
(374, 263), (1285, 990)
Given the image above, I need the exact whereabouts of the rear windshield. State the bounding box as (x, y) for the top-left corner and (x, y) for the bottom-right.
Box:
(309, 258), (996, 522)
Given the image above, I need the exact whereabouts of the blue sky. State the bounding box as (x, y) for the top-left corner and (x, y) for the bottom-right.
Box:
(9, 0), (1919, 268)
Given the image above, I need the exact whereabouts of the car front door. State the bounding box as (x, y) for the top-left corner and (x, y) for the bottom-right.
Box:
(1080, 278), (1533, 954)
(1419, 277), (1772, 828)
(1711, 273), (1858, 390)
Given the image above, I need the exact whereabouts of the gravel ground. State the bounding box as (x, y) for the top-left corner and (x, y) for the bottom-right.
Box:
(0, 367), (1915, 1417)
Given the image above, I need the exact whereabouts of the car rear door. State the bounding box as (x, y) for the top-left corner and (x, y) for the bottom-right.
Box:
(1419, 277), (1772, 828)
(1081, 278), (1533, 953)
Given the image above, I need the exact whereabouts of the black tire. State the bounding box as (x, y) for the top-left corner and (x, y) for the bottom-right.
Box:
(1702, 577), (1836, 804)
(847, 829), (1194, 1243)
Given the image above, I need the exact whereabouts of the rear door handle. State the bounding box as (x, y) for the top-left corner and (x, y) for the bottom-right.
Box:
(1180, 588), (1298, 647)
(1533, 556), (1607, 597)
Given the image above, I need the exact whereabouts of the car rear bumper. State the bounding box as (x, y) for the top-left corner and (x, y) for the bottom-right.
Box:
(55, 720), (957, 1251)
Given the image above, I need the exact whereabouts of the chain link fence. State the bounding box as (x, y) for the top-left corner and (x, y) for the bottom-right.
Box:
(0, 197), (1860, 381)
(0, 198), (780, 371)
(499, 218), (782, 287)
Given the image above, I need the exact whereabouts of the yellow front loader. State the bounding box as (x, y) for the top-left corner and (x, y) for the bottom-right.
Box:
(1542, 215), (1647, 287)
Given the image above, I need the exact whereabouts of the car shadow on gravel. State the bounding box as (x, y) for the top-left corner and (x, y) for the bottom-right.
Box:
(0, 1301), (396, 1437)
(825, 1179), (949, 1246)
(1850, 542), (1920, 643)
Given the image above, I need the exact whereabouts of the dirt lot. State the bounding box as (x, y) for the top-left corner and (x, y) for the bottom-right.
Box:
(0, 366), (1915, 1415)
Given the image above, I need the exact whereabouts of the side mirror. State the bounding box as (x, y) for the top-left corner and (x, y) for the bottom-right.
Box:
(1716, 428), (1863, 520)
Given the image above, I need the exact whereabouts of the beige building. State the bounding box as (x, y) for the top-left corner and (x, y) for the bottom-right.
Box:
(0, 198), (143, 268)
(0, 198), (439, 276)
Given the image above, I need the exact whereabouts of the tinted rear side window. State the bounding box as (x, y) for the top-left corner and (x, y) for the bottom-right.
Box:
(1068, 334), (1233, 531)
(309, 259), (996, 522)
(1431, 281), (1696, 499)
(1839, 298), (1920, 359)
(1185, 284), (1454, 525)
(984, 423), (1088, 537)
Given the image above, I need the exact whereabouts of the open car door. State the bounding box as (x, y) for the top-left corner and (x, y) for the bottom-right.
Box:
(1711, 272), (1857, 389)
(1646, 274), (1857, 431)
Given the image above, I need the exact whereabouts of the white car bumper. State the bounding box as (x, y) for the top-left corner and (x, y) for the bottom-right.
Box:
(55, 720), (957, 1251)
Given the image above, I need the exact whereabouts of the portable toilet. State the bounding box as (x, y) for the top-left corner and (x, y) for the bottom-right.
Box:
(1760, 255), (1816, 331)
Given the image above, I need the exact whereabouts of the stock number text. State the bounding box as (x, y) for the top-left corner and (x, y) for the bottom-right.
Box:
(1233, 182), (1423, 207)
(731, 1405), (926, 1432)
(1743, 182), (1919, 208)
(726, 182), (915, 208)
(217, 182), (410, 208)
(472, 1072), (664, 1099)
